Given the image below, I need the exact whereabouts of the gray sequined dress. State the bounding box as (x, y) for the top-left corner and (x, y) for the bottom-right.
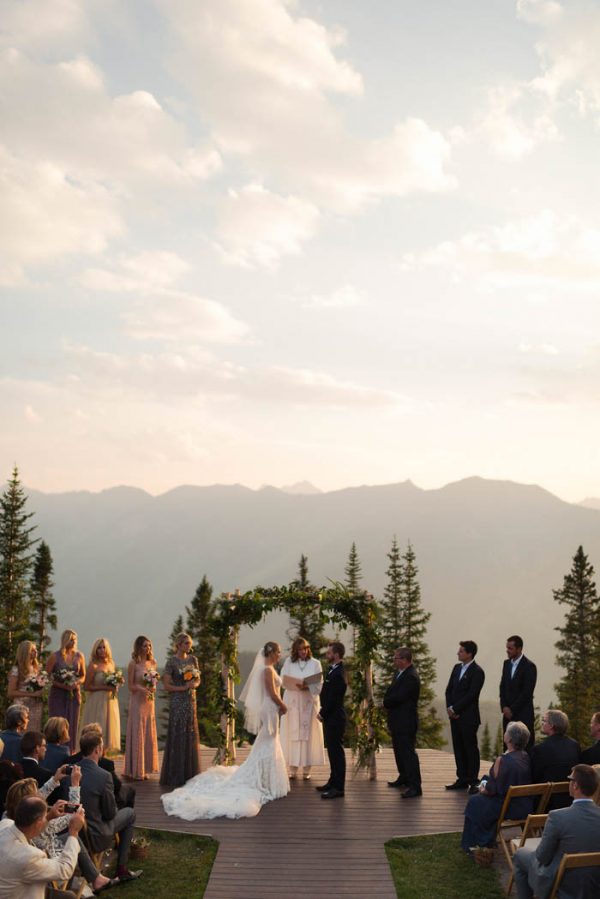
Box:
(159, 654), (201, 787)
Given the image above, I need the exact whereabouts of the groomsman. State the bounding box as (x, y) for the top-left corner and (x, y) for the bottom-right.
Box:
(317, 641), (347, 799)
(383, 647), (422, 798)
(445, 640), (485, 793)
(499, 635), (537, 747)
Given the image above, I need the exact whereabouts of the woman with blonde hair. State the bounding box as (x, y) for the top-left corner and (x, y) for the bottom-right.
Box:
(81, 637), (121, 751)
(124, 635), (159, 781)
(46, 630), (85, 752)
(7, 641), (45, 730)
(160, 633), (201, 787)
(280, 637), (325, 779)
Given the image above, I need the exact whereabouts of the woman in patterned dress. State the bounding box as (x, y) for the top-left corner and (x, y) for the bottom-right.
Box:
(124, 635), (159, 780)
(7, 641), (45, 731)
(46, 629), (86, 752)
(160, 632), (201, 787)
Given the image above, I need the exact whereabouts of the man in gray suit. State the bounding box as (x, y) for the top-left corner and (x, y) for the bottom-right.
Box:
(78, 731), (141, 882)
(514, 764), (600, 899)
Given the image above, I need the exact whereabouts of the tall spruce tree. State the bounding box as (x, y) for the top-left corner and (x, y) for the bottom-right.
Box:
(480, 721), (492, 760)
(494, 722), (504, 756)
(553, 546), (600, 743)
(345, 542), (362, 654)
(0, 466), (37, 710)
(377, 537), (404, 694)
(29, 541), (57, 661)
(288, 554), (326, 654)
(186, 575), (222, 745)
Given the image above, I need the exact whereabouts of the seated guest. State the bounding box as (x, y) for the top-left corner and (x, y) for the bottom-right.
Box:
(70, 722), (135, 809)
(514, 764), (600, 899)
(19, 732), (53, 789)
(0, 795), (83, 899)
(461, 721), (532, 853)
(531, 709), (580, 809)
(0, 760), (24, 817)
(0, 705), (29, 762)
(581, 712), (600, 765)
(77, 730), (141, 881)
(43, 718), (71, 775)
(3, 776), (118, 894)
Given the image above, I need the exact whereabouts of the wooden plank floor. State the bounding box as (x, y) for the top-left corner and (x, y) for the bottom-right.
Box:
(118, 748), (469, 899)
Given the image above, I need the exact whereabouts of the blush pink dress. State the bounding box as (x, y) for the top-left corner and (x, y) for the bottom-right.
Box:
(124, 661), (159, 779)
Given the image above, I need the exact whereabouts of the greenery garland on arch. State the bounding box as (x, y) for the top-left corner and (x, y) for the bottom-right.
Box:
(208, 583), (384, 775)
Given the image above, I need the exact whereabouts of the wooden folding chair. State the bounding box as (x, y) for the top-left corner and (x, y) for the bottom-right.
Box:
(548, 851), (600, 899)
(496, 783), (551, 876)
(505, 814), (549, 895)
(541, 781), (571, 811)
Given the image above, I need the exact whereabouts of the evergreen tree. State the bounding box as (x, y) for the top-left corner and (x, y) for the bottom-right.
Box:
(494, 722), (504, 756)
(553, 546), (600, 743)
(287, 554), (326, 654)
(29, 541), (57, 661)
(167, 614), (184, 657)
(186, 575), (222, 745)
(345, 542), (362, 592)
(377, 537), (404, 693)
(0, 466), (37, 710)
(480, 721), (492, 760)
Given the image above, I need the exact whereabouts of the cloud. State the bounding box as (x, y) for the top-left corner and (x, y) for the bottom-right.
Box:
(0, 0), (87, 51)
(478, 84), (559, 158)
(305, 285), (366, 308)
(516, 0), (563, 26)
(515, 344), (600, 406)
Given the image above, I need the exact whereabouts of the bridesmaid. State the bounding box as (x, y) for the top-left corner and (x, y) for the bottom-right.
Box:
(46, 629), (85, 752)
(124, 635), (159, 781)
(81, 638), (121, 752)
(8, 641), (45, 731)
(160, 632), (201, 787)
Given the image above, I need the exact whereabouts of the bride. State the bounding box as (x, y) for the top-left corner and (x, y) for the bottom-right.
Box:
(161, 641), (290, 819)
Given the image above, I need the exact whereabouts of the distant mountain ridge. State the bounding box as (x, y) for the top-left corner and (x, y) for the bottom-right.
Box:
(23, 476), (600, 707)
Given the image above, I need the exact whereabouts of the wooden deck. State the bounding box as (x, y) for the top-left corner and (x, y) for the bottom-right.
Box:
(118, 747), (471, 899)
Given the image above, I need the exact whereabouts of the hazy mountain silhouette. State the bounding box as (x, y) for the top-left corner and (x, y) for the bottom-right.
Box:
(26, 477), (600, 707)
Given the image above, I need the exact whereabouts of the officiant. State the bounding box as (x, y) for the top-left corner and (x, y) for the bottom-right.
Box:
(280, 638), (325, 780)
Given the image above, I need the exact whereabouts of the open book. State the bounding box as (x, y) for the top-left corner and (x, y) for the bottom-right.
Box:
(282, 671), (323, 694)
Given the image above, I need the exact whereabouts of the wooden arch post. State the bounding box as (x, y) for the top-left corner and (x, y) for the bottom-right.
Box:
(218, 588), (240, 764)
(364, 593), (377, 781)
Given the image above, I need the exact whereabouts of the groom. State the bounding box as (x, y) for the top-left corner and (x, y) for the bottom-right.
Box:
(316, 641), (347, 800)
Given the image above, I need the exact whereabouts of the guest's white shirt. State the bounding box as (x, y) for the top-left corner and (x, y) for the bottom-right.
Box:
(0, 820), (78, 899)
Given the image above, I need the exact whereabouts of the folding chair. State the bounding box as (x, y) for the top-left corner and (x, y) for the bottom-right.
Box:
(542, 781), (570, 811)
(496, 783), (551, 876)
(505, 814), (549, 895)
(548, 851), (600, 899)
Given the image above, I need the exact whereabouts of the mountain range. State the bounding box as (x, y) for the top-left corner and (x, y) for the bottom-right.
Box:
(24, 476), (600, 707)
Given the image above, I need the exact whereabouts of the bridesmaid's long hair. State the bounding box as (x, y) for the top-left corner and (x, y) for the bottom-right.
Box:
(89, 637), (115, 669)
(15, 640), (39, 679)
(132, 635), (155, 663)
(290, 637), (312, 662)
(59, 629), (77, 659)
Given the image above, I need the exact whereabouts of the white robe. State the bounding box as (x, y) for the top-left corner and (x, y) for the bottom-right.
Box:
(280, 657), (325, 768)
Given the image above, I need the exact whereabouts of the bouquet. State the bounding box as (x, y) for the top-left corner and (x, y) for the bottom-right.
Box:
(143, 668), (160, 701)
(105, 669), (124, 698)
(181, 664), (200, 685)
(53, 667), (79, 699)
(23, 671), (49, 693)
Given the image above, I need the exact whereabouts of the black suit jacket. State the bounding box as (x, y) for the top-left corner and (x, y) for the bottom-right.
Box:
(581, 741), (600, 765)
(383, 665), (420, 735)
(499, 655), (537, 728)
(320, 663), (347, 723)
(531, 734), (580, 808)
(20, 757), (54, 789)
(445, 661), (485, 728)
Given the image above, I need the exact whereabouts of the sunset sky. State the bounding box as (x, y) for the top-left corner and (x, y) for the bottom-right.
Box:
(2, 0), (600, 501)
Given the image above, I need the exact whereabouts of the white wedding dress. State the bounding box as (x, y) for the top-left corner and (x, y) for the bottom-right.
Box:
(161, 665), (289, 820)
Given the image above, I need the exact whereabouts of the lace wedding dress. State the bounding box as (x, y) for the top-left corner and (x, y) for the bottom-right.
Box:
(161, 662), (289, 820)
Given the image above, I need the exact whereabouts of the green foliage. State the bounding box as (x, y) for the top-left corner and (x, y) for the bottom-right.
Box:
(553, 545), (600, 743)
(186, 575), (222, 745)
(0, 466), (37, 712)
(479, 721), (492, 760)
(287, 554), (327, 654)
(494, 722), (504, 757)
(29, 541), (57, 662)
(344, 542), (362, 592)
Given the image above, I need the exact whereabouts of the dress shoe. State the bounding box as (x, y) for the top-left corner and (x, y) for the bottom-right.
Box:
(388, 779), (408, 788)
(116, 870), (143, 882)
(315, 783), (331, 792)
(467, 784), (480, 795)
(401, 788), (422, 799)
(445, 780), (469, 790)
(321, 788), (344, 799)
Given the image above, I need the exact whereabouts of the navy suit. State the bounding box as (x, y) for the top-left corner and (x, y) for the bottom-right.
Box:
(383, 665), (422, 791)
(500, 655), (537, 745)
(445, 660), (485, 785)
(531, 734), (580, 809)
(581, 741), (600, 765)
(20, 757), (54, 789)
(320, 663), (347, 791)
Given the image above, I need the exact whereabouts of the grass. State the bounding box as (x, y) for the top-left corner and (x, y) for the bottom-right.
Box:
(100, 827), (218, 898)
(385, 832), (505, 899)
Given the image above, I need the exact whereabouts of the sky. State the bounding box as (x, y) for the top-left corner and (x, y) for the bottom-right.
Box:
(2, 0), (600, 501)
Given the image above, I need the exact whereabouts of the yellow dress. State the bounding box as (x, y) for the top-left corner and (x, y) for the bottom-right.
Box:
(81, 668), (121, 751)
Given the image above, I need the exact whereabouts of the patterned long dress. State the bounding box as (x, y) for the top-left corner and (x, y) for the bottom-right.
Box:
(9, 666), (44, 731)
(48, 651), (84, 752)
(124, 661), (159, 779)
(160, 654), (201, 787)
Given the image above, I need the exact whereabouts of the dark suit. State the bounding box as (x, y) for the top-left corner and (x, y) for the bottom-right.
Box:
(0, 730), (22, 763)
(320, 663), (347, 791)
(445, 660), (485, 785)
(20, 757), (54, 789)
(531, 734), (580, 809)
(514, 799), (600, 899)
(383, 665), (422, 791)
(78, 757), (136, 867)
(581, 741), (600, 765)
(500, 655), (537, 744)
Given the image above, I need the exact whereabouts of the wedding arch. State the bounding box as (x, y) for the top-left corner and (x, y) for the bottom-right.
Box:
(207, 584), (382, 778)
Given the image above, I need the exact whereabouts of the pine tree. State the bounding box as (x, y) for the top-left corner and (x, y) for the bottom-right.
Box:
(167, 614), (184, 657)
(29, 541), (57, 662)
(377, 537), (404, 694)
(288, 554), (326, 654)
(186, 575), (222, 745)
(494, 722), (504, 756)
(345, 542), (362, 654)
(0, 466), (37, 710)
(480, 721), (492, 760)
(553, 545), (600, 743)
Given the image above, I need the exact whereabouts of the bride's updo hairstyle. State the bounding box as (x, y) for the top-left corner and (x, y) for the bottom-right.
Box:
(262, 641), (280, 658)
